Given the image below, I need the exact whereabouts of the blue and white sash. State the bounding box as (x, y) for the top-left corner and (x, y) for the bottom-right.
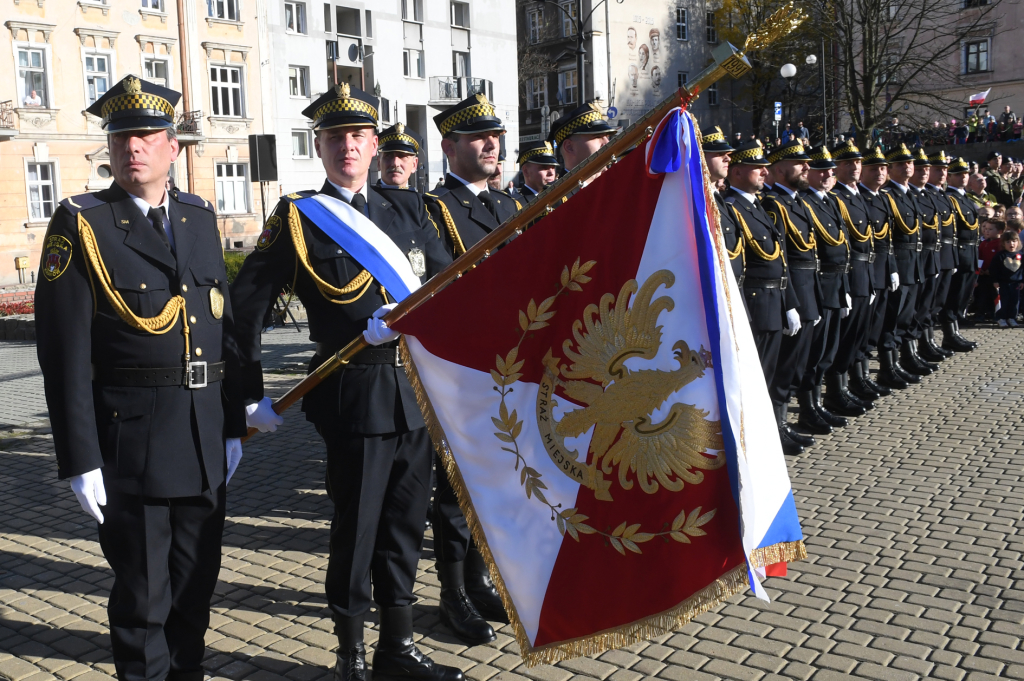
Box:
(292, 194), (421, 302)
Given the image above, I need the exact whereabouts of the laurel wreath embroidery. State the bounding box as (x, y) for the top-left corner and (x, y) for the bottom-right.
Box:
(491, 258), (718, 555)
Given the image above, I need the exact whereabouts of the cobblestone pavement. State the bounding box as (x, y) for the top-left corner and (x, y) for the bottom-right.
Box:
(2, 325), (1023, 681)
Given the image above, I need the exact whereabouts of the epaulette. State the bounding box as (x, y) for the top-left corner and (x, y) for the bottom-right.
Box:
(425, 186), (451, 199)
(170, 189), (216, 212)
(723, 195), (738, 205)
(60, 193), (106, 216)
(278, 189), (318, 202)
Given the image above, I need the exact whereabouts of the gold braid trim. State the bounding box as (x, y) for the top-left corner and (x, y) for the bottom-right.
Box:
(78, 213), (191, 358)
(726, 233), (744, 260)
(287, 201), (374, 305)
(834, 196), (872, 242)
(874, 221), (890, 240)
(802, 200), (848, 249)
(921, 213), (938, 230)
(433, 198), (466, 256)
(732, 205), (783, 261)
(399, 339), (804, 668)
(950, 196), (979, 231)
(884, 194), (920, 234)
(770, 199), (816, 252)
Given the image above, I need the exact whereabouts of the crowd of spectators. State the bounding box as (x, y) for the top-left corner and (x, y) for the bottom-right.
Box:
(879, 106), (1022, 148)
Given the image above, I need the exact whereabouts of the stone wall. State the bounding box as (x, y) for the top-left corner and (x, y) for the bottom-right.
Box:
(0, 315), (35, 341)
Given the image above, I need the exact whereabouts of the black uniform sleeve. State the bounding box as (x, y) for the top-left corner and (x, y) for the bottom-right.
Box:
(424, 195), (457, 259)
(35, 207), (104, 479)
(417, 198), (454, 277)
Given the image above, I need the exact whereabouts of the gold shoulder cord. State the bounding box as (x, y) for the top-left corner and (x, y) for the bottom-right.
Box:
(921, 212), (938, 230)
(834, 197), (872, 242)
(770, 198), (816, 252)
(884, 194), (920, 234)
(287, 202), (374, 305)
(802, 200), (848, 249)
(433, 199), (466, 256)
(874, 221), (890, 240)
(78, 214), (192, 359)
(950, 196), (979, 231)
(731, 205), (783, 262)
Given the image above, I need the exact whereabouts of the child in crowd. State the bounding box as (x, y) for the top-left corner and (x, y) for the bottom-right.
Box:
(991, 230), (1023, 327)
(975, 219), (1006, 321)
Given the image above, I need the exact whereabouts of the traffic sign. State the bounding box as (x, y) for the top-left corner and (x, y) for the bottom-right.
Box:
(774, 101), (782, 121)
(607, 106), (618, 119)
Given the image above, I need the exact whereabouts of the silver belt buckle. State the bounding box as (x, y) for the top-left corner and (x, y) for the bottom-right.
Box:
(393, 347), (404, 368)
(915, 242), (923, 252)
(869, 252), (876, 263)
(780, 276), (788, 290)
(187, 361), (208, 389)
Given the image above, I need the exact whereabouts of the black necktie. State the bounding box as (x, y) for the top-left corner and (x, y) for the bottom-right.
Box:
(477, 190), (499, 221)
(349, 192), (367, 216)
(148, 207), (172, 253)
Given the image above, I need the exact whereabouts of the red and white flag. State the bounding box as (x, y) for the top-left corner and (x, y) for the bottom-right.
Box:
(969, 88), (991, 106)
(394, 110), (805, 666)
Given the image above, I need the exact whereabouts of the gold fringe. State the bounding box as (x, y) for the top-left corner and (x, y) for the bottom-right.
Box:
(400, 337), (809, 668)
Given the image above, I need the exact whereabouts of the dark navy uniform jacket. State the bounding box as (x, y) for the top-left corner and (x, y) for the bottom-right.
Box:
(909, 184), (940, 277)
(882, 182), (924, 284)
(831, 183), (878, 296)
(925, 184), (957, 271)
(947, 188), (981, 272)
(762, 185), (821, 322)
(714, 191), (745, 285)
(802, 189), (851, 309)
(228, 181), (450, 434)
(35, 183), (247, 498)
(424, 175), (519, 256)
(858, 185), (898, 290)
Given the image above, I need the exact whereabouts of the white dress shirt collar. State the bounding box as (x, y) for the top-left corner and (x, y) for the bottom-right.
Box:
(773, 182), (798, 197)
(732, 187), (757, 204)
(950, 186), (966, 196)
(447, 172), (489, 196)
(328, 180), (368, 203)
(127, 189), (174, 249)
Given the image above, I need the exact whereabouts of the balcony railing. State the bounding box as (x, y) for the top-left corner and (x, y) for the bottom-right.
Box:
(176, 110), (203, 137)
(0, 101), (14, 129)
(428, 77), (494, 105)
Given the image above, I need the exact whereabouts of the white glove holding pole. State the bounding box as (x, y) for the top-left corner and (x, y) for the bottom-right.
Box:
(70, 468), (106, 524)
(245, 396), (283, 432)
(840, 294), (852, 319)
(784, 309), (802, 336)
(226, 438), (243, 485)
(364, 303), (400, 346)
(890, 273), (900, 292)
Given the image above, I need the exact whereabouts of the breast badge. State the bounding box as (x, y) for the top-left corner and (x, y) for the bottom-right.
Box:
(256, 215), (282, 251)
(42, 235), (73, 282)
(407, 247), (426, 277)
(210, 287), (225, 319)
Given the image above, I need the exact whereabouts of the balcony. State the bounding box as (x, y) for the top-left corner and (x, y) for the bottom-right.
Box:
(0, 101), (16, 141)
(176, 110), (203, 144)
(428, 77), (493, 107)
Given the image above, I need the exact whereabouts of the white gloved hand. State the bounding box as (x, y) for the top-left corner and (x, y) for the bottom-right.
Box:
(226, 438), (243, 485)
(952, 268), (958, 275)
(840, 307), (850, 319)
(363, 303), (400, 346)
(70, 468), (106, 524)
(813, 316), (822, 326)
(783, 309), (802, 336)
(890, 273), (900, 292)
(870, 293), (877, 305)
(245, 396), (283, 433)
(935, 272), (940, 279)
(846, 293), (853, 309)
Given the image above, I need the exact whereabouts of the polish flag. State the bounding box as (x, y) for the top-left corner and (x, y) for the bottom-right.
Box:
(969, 88), (991, 106)
(394, 110), (806, 666)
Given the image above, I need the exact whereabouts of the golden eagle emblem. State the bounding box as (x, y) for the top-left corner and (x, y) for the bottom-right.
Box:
(537, 270), (724, 499)
(125, 76), (142, 95)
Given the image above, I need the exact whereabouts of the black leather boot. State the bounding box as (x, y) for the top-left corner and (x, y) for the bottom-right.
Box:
(953, 320), (977, 349)
(797, 390), (833, 435)
(373, 607), (464, 681)
(848, 361), (880, 400)
(464, 548), (508, 623)
(333, 615), (367, 681)
(775, 403), (805, 455)
(437, 562), (496, 645)
(918, 329), (947, 363)
(812, 384), (848, 428)
(781, 401), (815, 447)
(927, 327), (954, 358)
(900, 340), (932, 376)
(823, 373), (866, 417)
(877, 350), (909, 389)
(942, 321), (974, 352)
(841, 373), (873, 410)
(890, 347), (921, 383)
(862, 358), (891, 396)
(910, 339), (939, 372)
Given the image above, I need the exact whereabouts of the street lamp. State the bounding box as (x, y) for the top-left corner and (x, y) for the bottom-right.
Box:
(780, 63), (796, 132)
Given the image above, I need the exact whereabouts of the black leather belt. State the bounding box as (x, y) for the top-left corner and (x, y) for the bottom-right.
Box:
(744, 277), (788, 290)
(940, 237), (957, 245)
(92, 362), (224, 389)
(894, 242), (923, 252)
(316, 343), (403, 367)
(789, 260), (818, 271)
(851, 252), (877, 263)
(958, 237), (978, 245)
(819, 262), (850, 274)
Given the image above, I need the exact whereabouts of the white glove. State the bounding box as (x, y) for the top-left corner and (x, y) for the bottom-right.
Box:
(245, 396), (283, 433)
(70, 468), (106, 524)
(813, 316), (822, 326)
(845, 294), (853, 309)
(870, 293), (877, 305)
(840, 307), (850, 319)
(934, 272), (940, 279)
(226, 438), (243, 485)
(784, 309), (802, 336)
(890, 273), (900, 292)
(363, 303), (400, 346)
(952, 268), (957, 275)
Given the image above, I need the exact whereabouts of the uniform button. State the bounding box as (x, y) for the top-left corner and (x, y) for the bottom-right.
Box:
(181, 284), (188, 292)
(752, 292), (757, 296)
(214, 279), (219, 285)
(337, 249), (343, 254)
(140, 283), (147, 289)
(112, 411), (118, 418)
(190, 316), (197, 323)
(195, 347), (202, 356)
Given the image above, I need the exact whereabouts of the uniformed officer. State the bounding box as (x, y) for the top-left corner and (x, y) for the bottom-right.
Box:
(905, 147), (942, 372)
(760, 140), (822, 452)
(516, 140), (559, 203)
(983, 151), (1014, 206)
(801, 146), (857, 423)
(228, 84), (461, 681)
(923, 150), (958, 360)
(941, 157), (980, 352)
(723, 141), (799, 393)
(700, 126), (743, 286)
(376, 122), (423, 190)
(423, 95), (516, 645)
(549, 101), (616, 178)
(880, 144), (927, 383)
(35, 75), (247, 681)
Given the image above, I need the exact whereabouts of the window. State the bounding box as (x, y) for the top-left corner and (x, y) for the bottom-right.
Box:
(527, 8), (543, 43)
(451, 1), (469, 27)
(676, 7), (688, 40)
(291, 129), (311, 157)
(365, 10), (373, 37)
(85, 53), (112, 106)
(289, 66), (309, 97)
(208, 0), (239, 21)
(527, 75), (546, 110)
(285, 1), (307, 33)
(380, 96), (390, 122)
(678, 71), (688, 88)
(27, 162), (56, 221)
(215, 163), (249, 213)
(144, 56), (170, 86)
(210, 65), (244, 117)
(403, 49), (425, 78)
(17, 48), (49, 108)
(965, 39), (990, 73)
(453, 51), (470, 77)
(706, 11), (717, 43)
(402, 0), (423, 22)
(963, 0), (988, 7)
(560, 1), (577, 37)
(708, 82), (719, 106)
(141, 0), (164, 10)
(559, 69), (577, 105)
(323, 2), (331, 30)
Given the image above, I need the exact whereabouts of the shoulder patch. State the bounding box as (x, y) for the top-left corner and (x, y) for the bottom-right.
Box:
(256, 214), (283, 251)
(60, 193), (106, 216)
(41, 234), (73, 281)
(172, 190), (216, 213)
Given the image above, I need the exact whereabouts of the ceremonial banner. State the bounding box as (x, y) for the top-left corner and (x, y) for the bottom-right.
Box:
(394, 111), (806, 666)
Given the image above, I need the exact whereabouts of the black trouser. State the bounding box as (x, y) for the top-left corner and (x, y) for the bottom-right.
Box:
(881, 282), (918, 350)
(97, 485), (225, 681)
(320, 426), (432, 618)
(943, 270), (978, 322)
(996, 282), (1021, 320)
(912, 273), (938, 339)
(752, 328), (783, 391)
(801, 308), (839, 389)
(932, 270), (953, 321)
(833, 295), (872, 375)
(862, 287), (889, 359)
(769, 323), (813, 407)
(433, 452), (471, 564)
